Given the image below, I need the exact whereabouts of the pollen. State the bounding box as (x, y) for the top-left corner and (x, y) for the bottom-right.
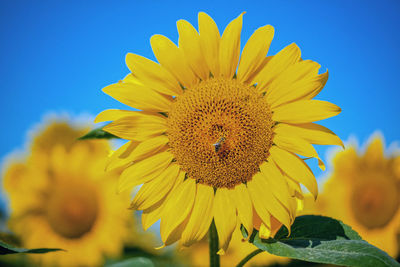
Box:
(167, 78), (274, 188)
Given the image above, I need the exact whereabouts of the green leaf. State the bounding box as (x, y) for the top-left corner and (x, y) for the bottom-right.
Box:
(242, 215), (400, 267)
(108, 257), (154, 267)
(78, 126), (118, 140)
(0, 240), (63, 255)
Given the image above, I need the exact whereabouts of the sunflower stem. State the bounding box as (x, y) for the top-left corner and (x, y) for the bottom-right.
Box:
(236, 249), (263, 267)
(209, 220), (220, 267)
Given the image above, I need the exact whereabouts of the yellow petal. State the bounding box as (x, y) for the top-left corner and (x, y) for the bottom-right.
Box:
(285, 174), (303, 197)
(254, 43), (301, 92)
(272, 100), (341, 123)
(219, 13), (243, 79)
(214, 188), (236, 255)
(150, 34), (198, 88)
(177, 20), (209, 80)
(229, 184), (253, 237)
(273, 132), (325, 170)
(95, 109), (143, 123)
(106, 135), (168, 172)
(163, 217), (189, 246)
(118, 151), (173, 193)
(102, 82), (172, 112)
(142, 198), (166, 231)
(267, 62), (328, 108)
(259, 161), (293, 214)
(130, 163), (180, 210)
(123, 73), (144, 85)
(160, 179), (196, 244)
(198, 12), (220, 77)
(270, 146), (318, 198)
(103, 115), (167, 141)
(237, 25), (274, 83)
(274, 122), (343, 148)
(248, 173), (291, 230)
(364, 135), (385, 166)
(128, 135), (169, 161)
(181, 183), (214, 247)
(125, 53), (182, 96)
(106, 141), (139, 171)
(259, 222), (272, 239)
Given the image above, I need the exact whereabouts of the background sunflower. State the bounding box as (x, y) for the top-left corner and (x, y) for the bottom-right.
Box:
(301, 134), (400, 258)
(2, 119), (139, 266)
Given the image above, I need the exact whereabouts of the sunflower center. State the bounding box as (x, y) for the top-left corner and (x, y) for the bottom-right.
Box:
(46, 180), (99, 239)
(167, 78), (274, 188)
(351, 173), (400, 229)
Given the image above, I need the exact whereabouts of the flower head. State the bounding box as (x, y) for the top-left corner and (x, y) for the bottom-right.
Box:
(97, 12), (342, 253)
(3, 120), (134, 266)
(301, 134), (400, 257)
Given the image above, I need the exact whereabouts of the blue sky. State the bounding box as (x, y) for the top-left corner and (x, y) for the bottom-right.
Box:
(0, 0), (399, 206)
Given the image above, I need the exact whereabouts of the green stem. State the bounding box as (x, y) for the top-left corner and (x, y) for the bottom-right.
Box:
(209, 220), (220, 267)
(236, 249), (263, 267)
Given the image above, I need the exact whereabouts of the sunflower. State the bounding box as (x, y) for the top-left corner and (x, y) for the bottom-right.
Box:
(97, 12), (342, 253)
(301, 134), (400, 258)
(3, 121), (134, 266)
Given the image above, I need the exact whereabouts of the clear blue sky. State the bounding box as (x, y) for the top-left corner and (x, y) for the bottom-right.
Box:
(1, 0), (399, 202)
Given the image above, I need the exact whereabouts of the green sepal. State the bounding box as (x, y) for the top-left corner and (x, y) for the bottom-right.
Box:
(78, 126), (119, 140)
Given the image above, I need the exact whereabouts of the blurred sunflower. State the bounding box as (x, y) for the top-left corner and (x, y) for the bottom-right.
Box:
(97, 12), (342, 253)
(3, 120), (134, 266)
(301, 134), (400, 258)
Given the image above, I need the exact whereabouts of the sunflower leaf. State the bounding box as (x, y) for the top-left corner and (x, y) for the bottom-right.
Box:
(107, 257), (155, 267)
(0, 240), (63, 255)
(78, 126), (119, 140)
(241, 215), (400, 267)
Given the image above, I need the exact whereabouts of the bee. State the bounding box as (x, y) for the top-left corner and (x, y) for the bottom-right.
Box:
(213, 136), (226, 153)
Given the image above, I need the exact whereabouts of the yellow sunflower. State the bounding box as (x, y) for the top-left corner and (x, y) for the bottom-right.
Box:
(3, 121), (134, 266)
(96, 12), (342, 253)
(301, 134), (400, 258)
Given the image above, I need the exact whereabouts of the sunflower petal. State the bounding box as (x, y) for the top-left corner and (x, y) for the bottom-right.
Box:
(267, 62), (328, 108)
(274, 123), (343, 148)
(107, 136), (167, 172)
(177, 20), (209, 80)
(219, 13), (243, 79)
(106, 141), (139, 171)
(273, 133), (325, 170)
(229, 184), (253, 237)
(272, 100), (341, 123)
(142, 199), (166, 231)
(125, 53), (182, 96)
(102, 82), (172, 112)
(151, 34), (198, 88)
(95, 109), (143, 123)
(259, 161), (293, 213)
(103, 115), (167, 141)
(214, 188), (236, 255)
(198, 12), (220, 77)
(248, 173), (291, 230)
(130, 163), (180, 210)
(128, 135), (169, 161)
(118, 151), (173, 193)
(181, 183), (214, 247)
(160, 179), (196, 244)
(270, 146), (318, 198)
(254, 43), (301, 92)
(237, 25), (274, 83)
(364, 135), (385, 166)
